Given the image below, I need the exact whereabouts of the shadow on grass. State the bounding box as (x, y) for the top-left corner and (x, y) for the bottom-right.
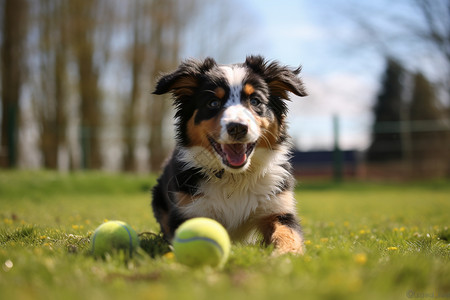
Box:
(138, 232), (171, 258)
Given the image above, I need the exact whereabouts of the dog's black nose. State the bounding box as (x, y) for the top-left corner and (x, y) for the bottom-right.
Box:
(227, 122), (248, 140)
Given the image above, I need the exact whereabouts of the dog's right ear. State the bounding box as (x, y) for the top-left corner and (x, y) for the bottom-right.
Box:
(245, 55), (307, 99)
(153, 57), (217, 97)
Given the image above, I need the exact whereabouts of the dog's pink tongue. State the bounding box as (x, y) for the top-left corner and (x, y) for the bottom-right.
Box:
(222, 144), (247, 167)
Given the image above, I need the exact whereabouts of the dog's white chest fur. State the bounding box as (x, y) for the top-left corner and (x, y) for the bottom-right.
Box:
(178, 147), (296, 240)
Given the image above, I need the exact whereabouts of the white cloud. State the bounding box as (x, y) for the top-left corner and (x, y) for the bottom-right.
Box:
(290, 73), (376, 116)
(287, 72), (377, 150)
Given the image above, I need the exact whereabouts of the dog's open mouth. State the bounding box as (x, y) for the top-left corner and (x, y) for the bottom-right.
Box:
(209, 137), (256, 169)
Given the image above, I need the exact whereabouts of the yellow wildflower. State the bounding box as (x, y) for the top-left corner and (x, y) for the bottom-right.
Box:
(163, 252), (175, 260)
(354, 253), (368, 265)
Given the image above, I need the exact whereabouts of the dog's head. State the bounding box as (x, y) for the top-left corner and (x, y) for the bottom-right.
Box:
(154, 55), (307, 174)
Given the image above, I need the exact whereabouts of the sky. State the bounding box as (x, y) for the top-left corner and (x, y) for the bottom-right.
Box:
(177, 0), (443, 151)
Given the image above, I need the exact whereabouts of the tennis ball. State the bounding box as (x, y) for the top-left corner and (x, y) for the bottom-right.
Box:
(90, 221), (139, 258)
(173, 218), (230, 268)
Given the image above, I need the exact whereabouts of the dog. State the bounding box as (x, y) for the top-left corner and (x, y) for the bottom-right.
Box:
(151, 55), (307, 255)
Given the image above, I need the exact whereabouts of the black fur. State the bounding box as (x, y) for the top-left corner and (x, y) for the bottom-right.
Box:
(277, 213), (303, 235)
(151, 149), (207, 238)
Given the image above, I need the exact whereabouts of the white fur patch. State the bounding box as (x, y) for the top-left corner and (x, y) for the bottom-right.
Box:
(219, 66), (246, 107)
(178, 145), (297, 242)
(220, 104), (260, 143)
(217, 66), (259, 147)
(178, 146), (223, 174)
(219, 66), (247, 87)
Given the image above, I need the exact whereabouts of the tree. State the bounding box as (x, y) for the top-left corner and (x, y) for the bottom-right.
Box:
(337, 0), (449, 102)
(120, 0), (168, 172)
(121, 1), (145, 172)
(120, 0), (185, 172)
(146, 0), (183, 172)
(33, 0), (69, 169)
(367, 58), (405, 162)
(68, 0), (113, 169)
(0, 0), (28, 168)
(409, 72), (449, 176)
(413, 0), (449, 80)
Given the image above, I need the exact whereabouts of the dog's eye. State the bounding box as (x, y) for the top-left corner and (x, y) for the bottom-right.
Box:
(250, 98), (261, 107)
(207, 99), (221, 109)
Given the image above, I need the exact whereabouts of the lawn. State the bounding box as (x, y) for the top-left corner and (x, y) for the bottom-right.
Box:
(0, 171), (449, 300)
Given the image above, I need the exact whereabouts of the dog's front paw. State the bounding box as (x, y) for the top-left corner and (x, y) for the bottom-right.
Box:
(260, 213), (305, 256)
(271, 227), (305, 256)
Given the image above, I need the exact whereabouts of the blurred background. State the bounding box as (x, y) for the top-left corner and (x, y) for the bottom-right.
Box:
(0, 0), (449, 180)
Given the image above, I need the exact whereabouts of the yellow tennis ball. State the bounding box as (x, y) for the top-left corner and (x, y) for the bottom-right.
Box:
(173, 218), (231, 268)
(90, 221), (139, 258)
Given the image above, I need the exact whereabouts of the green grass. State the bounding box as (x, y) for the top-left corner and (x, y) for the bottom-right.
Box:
(0, 171), (449, 300)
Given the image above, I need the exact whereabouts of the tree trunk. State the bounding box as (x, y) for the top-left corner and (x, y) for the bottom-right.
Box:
(122, 2), (144, 172)
(37, 0), (68, 170)
(78, 55), (102, 169)
(0, 0), (28, 168)
(70, 0), (103, 169)
(147, 1), (178, 172)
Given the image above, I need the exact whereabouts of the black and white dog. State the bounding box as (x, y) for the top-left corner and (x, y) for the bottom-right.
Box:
(152, 56), (307, 254)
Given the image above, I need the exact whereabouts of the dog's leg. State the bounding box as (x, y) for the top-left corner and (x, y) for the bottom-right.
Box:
(260, 214), (304, 255)
(151, 183), (171, 237)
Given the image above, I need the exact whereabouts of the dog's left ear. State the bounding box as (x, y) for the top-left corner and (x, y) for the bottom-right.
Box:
(153, 57), (217, 97)
(245, 55), (307, 99)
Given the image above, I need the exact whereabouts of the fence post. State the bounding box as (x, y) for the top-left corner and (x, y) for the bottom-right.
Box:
(80, 126), (89, 169)
(333, 115), (343, 182)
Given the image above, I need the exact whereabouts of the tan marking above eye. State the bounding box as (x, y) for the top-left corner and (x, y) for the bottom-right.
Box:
(214, 87), (226, 99)
(243, 83), (255, 96)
